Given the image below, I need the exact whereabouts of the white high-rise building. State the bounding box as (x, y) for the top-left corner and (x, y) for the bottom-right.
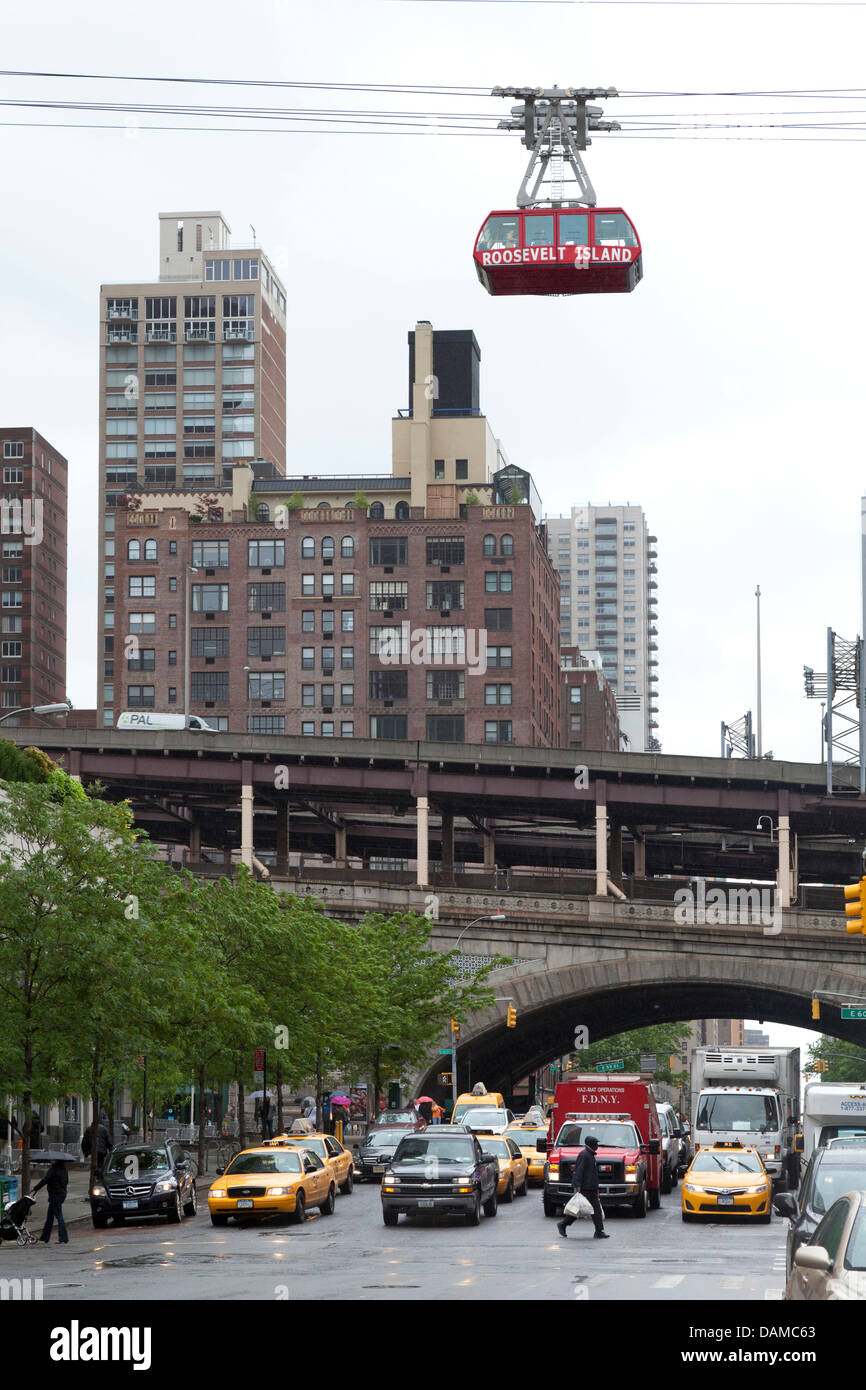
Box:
(544, 504), (659, 751)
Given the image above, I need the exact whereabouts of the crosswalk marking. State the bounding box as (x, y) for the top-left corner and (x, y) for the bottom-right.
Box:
(653, 1274), (684, 1288)
(721, 1276), (744, 1289)
(764, 1288), (784, 1300)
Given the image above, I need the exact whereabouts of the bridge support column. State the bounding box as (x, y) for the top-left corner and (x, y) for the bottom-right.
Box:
(441, 811), (454, 884)
(483, 822), (495, 871)
(777, 813), (794, 907)
(335, 823), (347, 869)
(189, 821), (201, 864)
(595, 782), (608, 897)
(416, 795), (430, 887)
(240, 761), (254, 871)
(632, 831), (646, 878)
(275, 802), (289, 875)
(609, 822), (623, 886)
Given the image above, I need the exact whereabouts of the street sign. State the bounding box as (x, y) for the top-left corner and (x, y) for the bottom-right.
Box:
(439, 1047), (452, 1055)
(254, 1047), (266, 1071)
(597, 1060), (624, 1072)
(639, 1054), (657, 1072)
(841, 1005), (866, 1020)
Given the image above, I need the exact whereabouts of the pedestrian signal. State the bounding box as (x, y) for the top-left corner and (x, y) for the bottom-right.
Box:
(844, 877), (866, 935)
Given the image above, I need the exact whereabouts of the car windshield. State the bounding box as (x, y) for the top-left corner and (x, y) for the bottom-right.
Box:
(690, 1151), (764, 1175)
(696, 1094), (779, 1133)
(482, 1138), (511, 1158)
(281, 1138), (326, 1159)
(394, 1138), (476, 1164)
(105, 1148), (169, 1175)
(462, 1110), (505, 1127)
(508, 1127), (548, 1145)
(811, 1162), (866, 1215)
(377, 1113), (415, 1124)
(555, 1123), (640, 1149)
(224, 1151), (303, 1175)
(844, 1209), (866, 1271)
(363, 1130), (406, 1146)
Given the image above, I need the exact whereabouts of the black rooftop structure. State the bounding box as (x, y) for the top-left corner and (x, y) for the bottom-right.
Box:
(408, 328), (481, 416)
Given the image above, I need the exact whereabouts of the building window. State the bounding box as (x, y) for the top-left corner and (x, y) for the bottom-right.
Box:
(321, 536), (335, 560)
(456, 459), (468, 480)
(341, 647), (354, 668)
(500, 534), (514, 557)
(369, 580), (408, 611)
(426, 625), (465, 659)
(484, 720), (513, 744)
(302, 574), (315, 596)
(321, 574), (335, 599)
(426, 536), (464, 566)
(250, 715), (286, 734)
(2, 468), (24, 485)
(426, 670), (465, 700)
(301, 721), (315, 736)
(341, 610), (354, 632)
(301, 537), (315, 559)
(168, 614), (177, 629)
(369, 537), (407, 566)
(0, 666), (21, 683)
(248, 671), (285, 700)
(129, 612), (156, 635)
(486, 645), (513, 669)
(340, 573), (355, 595)
(127, 648), (156, 671)
(2, 567), (22, 584)
(341, 684), (354, 706)
(255, 503), (270, 523)
(1, 641), (22, 657)
(570, 714), (582, 732)
(484, 572), (513, 593)
(247, 626), (286, 658)
(192, 583), (229, 612)
(322, 611), (335, 636)
(321, 721), (335, 737)
(321, 684), (335, 706)
(484, 683), (512, 705)
(127, 686), (156, 708)
(370, 715), (408, 739)
(129, 576), (156, 599)
(341, 721), (354, 738)
(301, 648), (315, 669)
(426, 715), (464, 742)
(434, 459), (445, 479)
(3, 442), (24, 459)
(301, 684), (315, 706)
(368, 501), (385, 520)
(570, 686), (582, 704)
(484, 608), (512, 631)
(190, 672), (229, 701)
(301, 611), (315, 633)
(426, 580), (464, 611)
(395, 501), (410, 520)
(341, 536), (354, 558)
(483, 534), (496, 557)
(369, 670), (408, 701)
(192, 540), (229, 568)
(248, 539), (285, 567)
(247, 583), (286, 612)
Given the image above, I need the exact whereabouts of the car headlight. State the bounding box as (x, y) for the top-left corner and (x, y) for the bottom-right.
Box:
(90, 1185), (106, 1198)
(547, 1164), (560, 1177)
(625, 1166), (638, 1176)
(743, 1184), (769, 1194)
(683, 1183), (700, 1193)
(266, 1186), (292, 1196)
(210, 1187), (227, 1196)
(155, 1178), (177, 1192)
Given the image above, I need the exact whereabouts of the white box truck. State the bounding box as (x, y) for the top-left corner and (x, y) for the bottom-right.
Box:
(801, 1081), (866, 1166)
(116, 711), (222, 733)
(691, 1046), (801, 1189)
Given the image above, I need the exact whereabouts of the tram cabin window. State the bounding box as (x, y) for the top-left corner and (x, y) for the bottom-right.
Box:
(559, 214), (589, 246)
(594, 213), (639, 248)
(477, 217), (519, 251)
(525, 216), (554, 247)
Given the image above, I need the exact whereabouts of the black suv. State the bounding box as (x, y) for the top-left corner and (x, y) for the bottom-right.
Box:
(380, 1131), (498, 1226)
(90, 1142), (197, 1228)
(774, 1139), (866, 1274)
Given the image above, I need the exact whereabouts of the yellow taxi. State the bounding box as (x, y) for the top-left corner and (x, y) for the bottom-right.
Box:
(475, 1131), (529, 1202)
(264, 1132), (355, 1194)
(208, 1145), (336, 1226)
(681, 1141), (772, 1222)
(505, 1122), (549, 1184)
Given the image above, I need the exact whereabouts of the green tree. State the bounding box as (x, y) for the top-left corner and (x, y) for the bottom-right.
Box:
(352, 490), (369, 511)
(286, 491), (305, 511)
(806, 1035), (866, 1084)
(573, 1022), (692, 1091)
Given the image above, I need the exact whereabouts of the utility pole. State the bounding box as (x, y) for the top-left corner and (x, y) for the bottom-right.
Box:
(755, 585), (763, 759)
(860, 497), (866, 794)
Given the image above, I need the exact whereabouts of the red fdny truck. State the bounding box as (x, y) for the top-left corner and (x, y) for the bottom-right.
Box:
(539, 1074), (663, 1219)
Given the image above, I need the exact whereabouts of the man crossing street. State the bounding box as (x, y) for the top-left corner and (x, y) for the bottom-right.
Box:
(557, 1134), (609, 1239)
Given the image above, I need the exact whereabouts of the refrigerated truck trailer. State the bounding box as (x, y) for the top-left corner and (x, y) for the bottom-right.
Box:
(801, 1081), (866, 1165)
(691, 1047), (801, 1189)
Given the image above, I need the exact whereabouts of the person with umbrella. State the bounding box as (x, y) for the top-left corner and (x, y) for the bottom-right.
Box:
(415, 1096), (434, 1126)
(329, 1095), (351, 1135)
(31, 1154), (72, 1245)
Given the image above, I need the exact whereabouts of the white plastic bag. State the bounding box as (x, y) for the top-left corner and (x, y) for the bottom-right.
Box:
(563, 1191), (594, 1219)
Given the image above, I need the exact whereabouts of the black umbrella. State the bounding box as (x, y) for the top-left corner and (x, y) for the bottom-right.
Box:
(27, 1149), (76, 1164)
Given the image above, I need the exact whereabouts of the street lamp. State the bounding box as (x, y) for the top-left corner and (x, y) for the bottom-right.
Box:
(0, 699), (73, 726)
(449, 913), (506, 1112)
(183, 566), (199, 730)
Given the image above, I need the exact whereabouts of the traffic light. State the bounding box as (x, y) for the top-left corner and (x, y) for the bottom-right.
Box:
(669, 1055), (678, 1071)
(451, 1018), (460, 1040)
(565, 1057), (573, 1072)
(506, 1005), (517, 1029)
(844, 877), (866, 934)
(813, 1060), (829, 1074)
(811, 996), (821, 1021)
(438, 1072), (453, 1085)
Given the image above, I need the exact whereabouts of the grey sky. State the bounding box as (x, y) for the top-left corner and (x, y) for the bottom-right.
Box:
(2, 0), (865, 761)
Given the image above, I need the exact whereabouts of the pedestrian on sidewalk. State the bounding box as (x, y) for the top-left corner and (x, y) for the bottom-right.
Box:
(557, 1135), (609, 1240)
(81, 1120), (113, 1177)
(260, 1094), (273, 1142)
(32, 1159), (70, 1245)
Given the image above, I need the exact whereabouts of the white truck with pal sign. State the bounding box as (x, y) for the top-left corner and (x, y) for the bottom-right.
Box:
(691, 1046), (801, 1189)
(116, 711), (222, 733)
(801, 1080), (866, 1165)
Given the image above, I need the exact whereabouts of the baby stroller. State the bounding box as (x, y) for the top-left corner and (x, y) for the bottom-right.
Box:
(0, 1193), (38, 1246)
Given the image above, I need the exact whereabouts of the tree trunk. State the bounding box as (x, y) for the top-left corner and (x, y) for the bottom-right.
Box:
(237, 1079), (246, 1152)
(275, 1059), (283, 1135)
(315, 1052), (323, 1134)
(107, 1081), (116, 1145)
(89, 1047), (101, 1189)
(372, 1049), (381, 1117)
(196, 1062), (207, 1176)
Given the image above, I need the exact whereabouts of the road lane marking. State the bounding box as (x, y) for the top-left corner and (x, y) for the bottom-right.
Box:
(721, 1276), (744, 1288)
(652, 1274), (684, 1288)
(764, 1288), (784, 1299)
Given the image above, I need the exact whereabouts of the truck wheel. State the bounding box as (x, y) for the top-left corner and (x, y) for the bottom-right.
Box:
(543, 1194), (559, 1218)
(483, 1189), (498, 1218)
(92, 1214), (109, 1229)
(383, 1209), (398, 1227)
(670, 1169), (678, 1189)
(649, 1187), (661, 1211)
(661, 1166), (672, 1196)
(632, 1184), (648, 1218)
(466, 1194), (481, 1226)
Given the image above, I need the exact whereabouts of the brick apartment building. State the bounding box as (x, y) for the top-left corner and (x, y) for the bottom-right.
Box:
(110, 322), (563, 746)
(0, 427), (67, 724)
(560, 646), (621, 751)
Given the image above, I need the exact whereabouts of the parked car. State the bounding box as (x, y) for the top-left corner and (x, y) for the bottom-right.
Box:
(90, 1142), (197, 1228)
(774, 1141), (866, 1275)
(787, 1190), (866, 1300)
(655, 1101), (682, 1193)
(380, 1130), (499, 1226)
(677, 1118), (693, 1174)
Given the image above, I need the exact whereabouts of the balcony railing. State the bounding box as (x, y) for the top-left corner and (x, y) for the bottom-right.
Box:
(107, 331), (137, 344)
(107, 306), (138, 320)
(223, 322), (255, 341)
(184, 327), (216, 341)
(146, 327), (177, 342)
(480, 506), (514, 520)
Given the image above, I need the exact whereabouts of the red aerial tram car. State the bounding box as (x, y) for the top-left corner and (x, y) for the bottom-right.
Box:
(473, 207), (642, 297)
